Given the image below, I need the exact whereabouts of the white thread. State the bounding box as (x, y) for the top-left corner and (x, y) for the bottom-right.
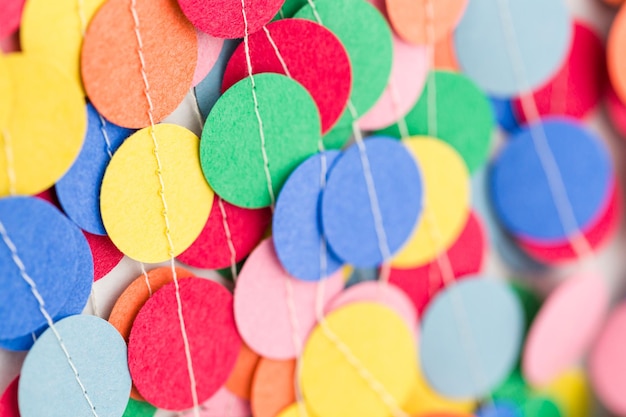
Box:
(304, 0), (324, 25)
(129, 2), (201, 415)
(0, 220), (99, 417)
(97, 114), (114, 159)
(217, 197), (239, 282)
(262, 26), (292, 78)
(190, 90), (206, 134)
(77, 0), (87, 36)
(1, 128), (16, 196)
(89, 287), (100, 318)
(140, 262), (153, 297)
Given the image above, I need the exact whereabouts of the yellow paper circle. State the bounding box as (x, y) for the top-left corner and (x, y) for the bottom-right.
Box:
(539, 368), (590, 417)
(392, 137), (470, 268)
(301, 303), (417, 417)
(20, 0), (106, 92)
(0, 54), (86, 197)
(0, 57), (11, 127)
(276, 403), (318, 417)
(101, 124), (214, 263)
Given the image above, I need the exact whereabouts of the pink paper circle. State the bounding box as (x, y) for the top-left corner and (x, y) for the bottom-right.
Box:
(180, 387), (251, 417)
(0, 0), (25, 39)
(192, 30), (224, 87)
(523, 272), (609, 386)
(0, 377), (19, 417)
(234, 239), (344, 359)
(84, 232), (124, 281)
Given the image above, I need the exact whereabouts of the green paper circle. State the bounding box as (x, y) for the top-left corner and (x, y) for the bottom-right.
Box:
(201, 73), (320, 208)
(377, 71), (495, 173)
(522, 397), (562, 417)
(123, 399), (156, 417)
(295, 0), (393, 118)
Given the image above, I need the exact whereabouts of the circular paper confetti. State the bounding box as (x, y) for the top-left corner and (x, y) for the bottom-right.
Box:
(85, 232), (124, 281)
(122, 399), (156, 417)
(251, 357), (296, 417)
(606, 85), (626, 138)
(224, 343), (260, 400)
(19, 315), (131, 417)
(195, 40), (240, 118)
(0, 377), (18, 417)
(0, 0), (25, 38)
(192, 30), (224, 87)
(101, 124), (214, 263)
(201, 73), (320, 208)
(608, 4), (626, 104)
(128, 277), (241, 410)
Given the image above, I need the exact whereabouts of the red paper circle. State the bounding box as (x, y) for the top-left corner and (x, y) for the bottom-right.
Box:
(0, 377), (18, 417)
(128, 277), (241, 410)
(178, 196), (271, 269)
(84, 232), (124, 281)
(0, 0), (25, 39)
(222, 18), (352, 134)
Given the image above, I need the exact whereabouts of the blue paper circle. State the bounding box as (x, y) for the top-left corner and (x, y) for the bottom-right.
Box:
(274, 151), (343, 281)
(0, 197), (92, 339)
(19, 315), (131, 417)
(477, 402), (519, 417)
(322, 137), (423, 267)
(420, 277), (524, 399)
(490, 96), (520, 134)
(56, 103), (133, 235)
(454, 0), (572, 96)
(195, 39), (240, 119)
(489, 118), (613, 241)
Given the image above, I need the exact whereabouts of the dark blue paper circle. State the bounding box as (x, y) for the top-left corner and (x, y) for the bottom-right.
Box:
(56, 103), (133, 235)
(321, 137), (423, 267)
(489, 118), (613, 241)
(273, 151), (343, 281)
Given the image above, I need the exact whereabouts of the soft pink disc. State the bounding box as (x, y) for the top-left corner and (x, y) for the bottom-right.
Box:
(234, 239), (344, 360)
(523, 272), (609, 386)
(389, 211), (486, 316)
(128, 277), (242, 410)
(84, 232), (124, 281)
(177, 0), (284, 39)
(590, 302), (626, 416)
(606, 85), (626, 138)
(222, 18), (352, 134)
(192, 30), (224, 87)
(178, 196), (271, 270)
(513, 21), (606, 123)
(0, 377), (18, 417)
(325, 281), (418, 332)
(0, 0), (24, 39)
(180, 387), (251, 417)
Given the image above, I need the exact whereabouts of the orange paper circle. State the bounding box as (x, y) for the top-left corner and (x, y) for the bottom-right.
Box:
(225, 343), (261, 400)
(251, 358), (296, 417)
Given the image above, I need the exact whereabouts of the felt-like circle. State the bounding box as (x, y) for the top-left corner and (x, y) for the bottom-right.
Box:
(273, 151), (343, 281)
(178, 195), (271, 270)
(180, 387), (251, 417)
(177, 0), (284, 39)
(476, 403), (518, 417)
(56, 103), (134, 235)
(234, 239), (344, 359)
(377, 71), (494, 174)
(490, 96), (520, 134)
(0, 33), (20, 53)
(389, 211), (486, 316)
(224, 343), (260, 400)
(392, 137), (470, 268)
(0, 57), (12, 128)
(0, 0), (24, 38)
(489, 118), (613, 242)
(606, 85), (626, 138)
(590, 302), (626, 416)
(223, 18), (351, 134)
(0, 54), (86, 197)
(81, 0), (197, 128)
(385, 0), (467, 45)
(523, 272), (609, 387)
(18, 315), (131, 417)
(251, 358), (296, 417)
(20, 0), (105, 92)
(512, 22), (606, 123)
(128, 277), (241, 410)
(101, 124), (213, 263)
(195, 40), (240, 118)
(0, 197), (90, 339)
(608, 5), (626, 104)
(454, 0), (572, 96)
(420, 277), (524, 398)
(301, 303), (417, 417)
(322, 137), (423, 267)
(85, 232), (124, 281)
(122, 399), (156, 417)
(542, 369), (590, 417)
(434, 32), (460, 72)
(0, 377), (18, 417)
(192, 30), (224, 87)
(201, 73), (320, 208)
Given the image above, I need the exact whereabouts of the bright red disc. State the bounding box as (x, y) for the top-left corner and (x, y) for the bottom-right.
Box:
(84, 232), (124, 281)
(513, 21), (606, 123)
(178, 195), (271, 269)
(0, 0), (24, 39)
(222, 18), (352, 134)
(128, 277), (242, 410)
(0, 377), (18, 417)
(388, 211), (486, 316)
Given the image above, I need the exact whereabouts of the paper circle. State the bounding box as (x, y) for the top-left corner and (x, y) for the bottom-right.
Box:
(195, 40), (240, 118)
(606, 85), (626, 138)
(224, 343), (260, 400)
(179, 387), (251, 417)
(201, 73), (320, 208)
(56, 104), (134, 235)
(590, 302), (626, 415)
(0, 0), (24, 38)
(128, 277), (241, 410)
(0, 377), (18, 417)
(420, 277), (524, 398)
(0, 197), (92, 339)
(523, 272), (609, 386)
(322, 137), (423, 267)
(489, 118), (613, 241)
(273, 151), (344, 281)
(82, 0), (197, 128)
(490, 96), (520, 134)
(389, 211), (486, 316)
(608, 4), (626, 104)
(386, 0), (467, 45)
(392, 137), (470, 268)
(476, 403), (518, 417)
(19, 315), (131, 417)
(0, 54), (86, 197)
(223, 18), (351, 134)
(122, 399), (156, 417)
(377, 71), (493, 173)
(101, 124), (213, 263)
(20, 0), (105, 91)
(513, 22), (606, 123)
(251, 358), (296, 417)
(85, 232), (124, 281)
(177, 0), (283, 39)
(0, 57), (12, 127)
(192, 30), (224, 87)
(543, 368), (590, 417)
(234, 239), (344, 359)
(454, 0), (572, 96)
(301, 303), (416, 417)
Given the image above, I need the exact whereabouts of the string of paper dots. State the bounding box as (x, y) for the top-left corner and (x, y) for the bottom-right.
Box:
(2, 0), (626, 416)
